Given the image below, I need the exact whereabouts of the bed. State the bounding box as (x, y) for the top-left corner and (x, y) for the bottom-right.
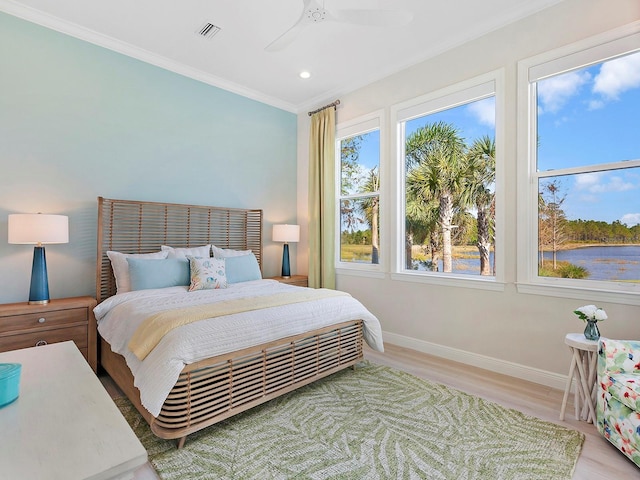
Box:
(95, 197), (383, 448)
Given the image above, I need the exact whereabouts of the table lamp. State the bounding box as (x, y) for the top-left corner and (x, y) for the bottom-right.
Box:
(272, 224), (300, 278)
(8, 213), (69, 305)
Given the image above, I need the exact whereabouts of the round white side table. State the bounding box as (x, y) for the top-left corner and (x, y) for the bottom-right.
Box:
(559, 333), (599, 424)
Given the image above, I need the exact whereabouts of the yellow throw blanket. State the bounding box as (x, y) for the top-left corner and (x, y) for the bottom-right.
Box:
(128, 288), (350, 361)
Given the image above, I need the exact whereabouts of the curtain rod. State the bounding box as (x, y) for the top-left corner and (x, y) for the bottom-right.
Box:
(308, 99), (340, 116)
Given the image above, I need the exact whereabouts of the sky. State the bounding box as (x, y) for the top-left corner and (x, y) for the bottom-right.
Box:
(405, 96), (496, 145)
(352, 96), (496, 175)
(350, 49), (640, 227)
(536, 50), (640, 226)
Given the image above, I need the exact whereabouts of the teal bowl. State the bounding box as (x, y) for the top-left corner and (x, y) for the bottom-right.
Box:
(0, 363), (21, 408)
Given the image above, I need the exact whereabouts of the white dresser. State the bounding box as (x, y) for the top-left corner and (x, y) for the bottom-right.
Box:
(0, 341), (147, 479)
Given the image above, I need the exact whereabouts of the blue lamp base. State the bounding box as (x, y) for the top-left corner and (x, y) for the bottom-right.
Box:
(281, 243), (291, 278)
(28, 246), (50, 305)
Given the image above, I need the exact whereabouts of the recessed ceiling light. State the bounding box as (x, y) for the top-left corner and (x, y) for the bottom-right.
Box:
(299, 71), (311, 79)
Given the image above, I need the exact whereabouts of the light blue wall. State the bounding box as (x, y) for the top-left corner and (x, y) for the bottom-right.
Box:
(0, 13), (297, 303)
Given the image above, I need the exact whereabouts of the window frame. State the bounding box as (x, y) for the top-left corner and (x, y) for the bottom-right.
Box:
(335, 110), (386, 277)
(390, 70), (505, 291)
(516, 24), (640, 305)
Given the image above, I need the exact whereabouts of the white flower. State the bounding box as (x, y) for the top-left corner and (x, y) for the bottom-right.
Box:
(573, 304), (607, 322)
(577, 305), (597, 317)
(594, 308), (608, 321)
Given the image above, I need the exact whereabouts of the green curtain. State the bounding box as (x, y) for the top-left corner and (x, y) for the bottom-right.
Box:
(308, 107), (336, 289)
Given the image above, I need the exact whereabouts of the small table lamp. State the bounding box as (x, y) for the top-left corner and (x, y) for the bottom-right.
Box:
(272, 224), (300, 278)
(8, 213), (69, 305)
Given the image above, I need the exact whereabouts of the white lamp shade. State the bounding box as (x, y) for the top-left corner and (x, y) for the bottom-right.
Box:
(8, 214), (69, 245)
(272, 224), (300, 243)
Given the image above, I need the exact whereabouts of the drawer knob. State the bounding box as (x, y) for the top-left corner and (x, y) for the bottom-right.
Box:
(35, 340), (48, 347)
(38, 317), (46, 324)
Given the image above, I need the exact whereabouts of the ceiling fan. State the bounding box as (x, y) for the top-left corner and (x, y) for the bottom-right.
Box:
(265, 0), (414, 52)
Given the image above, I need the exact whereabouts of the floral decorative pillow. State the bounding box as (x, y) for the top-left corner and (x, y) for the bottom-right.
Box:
(187, 256), (227, 291)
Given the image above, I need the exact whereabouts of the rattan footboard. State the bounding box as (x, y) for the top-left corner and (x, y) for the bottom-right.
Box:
(102, 319), (364, 448)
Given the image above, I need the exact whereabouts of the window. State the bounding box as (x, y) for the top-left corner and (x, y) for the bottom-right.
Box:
(518, 29), (640, 299)
(336, 114), (382, 270)
(395, 76), (501, 285)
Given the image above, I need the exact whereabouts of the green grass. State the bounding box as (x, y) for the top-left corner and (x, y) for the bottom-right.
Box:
(539, 261), (590, 279)
(341, 244), (373, 263)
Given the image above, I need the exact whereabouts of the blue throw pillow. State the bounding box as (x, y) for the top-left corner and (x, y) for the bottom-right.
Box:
(225, 253), (262, 284)
(127, 258), (190, 291)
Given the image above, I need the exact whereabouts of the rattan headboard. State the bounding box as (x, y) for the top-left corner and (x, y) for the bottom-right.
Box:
(96, 197), (263, 302)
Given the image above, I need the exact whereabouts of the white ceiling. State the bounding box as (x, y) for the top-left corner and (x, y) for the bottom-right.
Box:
(1, 0), (563, 113)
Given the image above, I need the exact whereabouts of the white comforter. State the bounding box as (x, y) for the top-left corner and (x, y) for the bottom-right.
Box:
(95, 279), (384, 416)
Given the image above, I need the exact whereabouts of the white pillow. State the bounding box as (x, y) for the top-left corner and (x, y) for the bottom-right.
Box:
(106, 250), (169, 294)
(187, 256), (228, 291)
(211, 245), (252, 258)
(161, 244), (211, 259)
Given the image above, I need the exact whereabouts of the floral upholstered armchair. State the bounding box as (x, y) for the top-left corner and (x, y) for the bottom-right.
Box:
(597, 338), (640, 468)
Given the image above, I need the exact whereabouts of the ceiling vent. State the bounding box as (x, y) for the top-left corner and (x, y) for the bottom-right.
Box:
(197, 22), (221, 39)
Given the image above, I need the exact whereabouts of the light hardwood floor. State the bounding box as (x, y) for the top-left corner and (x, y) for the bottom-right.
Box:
(103, 342), (640, 479)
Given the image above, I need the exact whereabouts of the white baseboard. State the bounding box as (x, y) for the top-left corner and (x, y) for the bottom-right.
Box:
(382, 331), (569, 392)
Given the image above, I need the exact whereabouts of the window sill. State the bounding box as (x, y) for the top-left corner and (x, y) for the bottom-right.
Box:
(516, 282), (640, 306)
(390, 272), (505, 291)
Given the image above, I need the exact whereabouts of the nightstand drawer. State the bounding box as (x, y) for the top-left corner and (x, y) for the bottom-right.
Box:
(268, 275), (308, 287)
(0, 308), (87, 334)
(0, 325), (88, 352)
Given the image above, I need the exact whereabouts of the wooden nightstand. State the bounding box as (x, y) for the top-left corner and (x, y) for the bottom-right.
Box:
(268, 275), (308, 287)
(0, 296), (97, 373)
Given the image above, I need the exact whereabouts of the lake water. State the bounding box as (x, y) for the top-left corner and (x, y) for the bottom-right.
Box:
(541, 245), (640, 281)
(438, 245), (640, 281)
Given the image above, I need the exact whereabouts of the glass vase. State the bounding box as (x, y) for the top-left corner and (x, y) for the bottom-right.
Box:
(583, 320), (600, 341)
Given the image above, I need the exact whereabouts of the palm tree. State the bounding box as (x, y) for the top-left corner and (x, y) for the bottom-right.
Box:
(405, 185), (439, 269)
(464, 135), (496, 276)
(405, 122), (468, 273)
(357, 167), (380, 264)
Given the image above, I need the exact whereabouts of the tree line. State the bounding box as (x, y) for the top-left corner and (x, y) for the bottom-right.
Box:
(565, 219), (640, 243)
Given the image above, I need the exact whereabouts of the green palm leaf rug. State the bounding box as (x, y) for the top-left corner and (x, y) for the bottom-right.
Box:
(115, 362), (584, 479)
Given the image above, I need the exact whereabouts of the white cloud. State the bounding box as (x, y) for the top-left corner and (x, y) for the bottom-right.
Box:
(592, 52), (640, 101)
(574, 172), (601, 190)
(621, 213), (640, 227)
(538, 70), (591, 114)
(467, 97), (495, 127)
(575, 171), (635, 193)
(587, 99), (604, 110)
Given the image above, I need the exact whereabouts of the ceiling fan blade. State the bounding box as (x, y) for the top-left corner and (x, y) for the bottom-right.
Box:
(265, 22), (306, 52)
(332, 9), (413, 27)
(265, 0), (317, 52)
